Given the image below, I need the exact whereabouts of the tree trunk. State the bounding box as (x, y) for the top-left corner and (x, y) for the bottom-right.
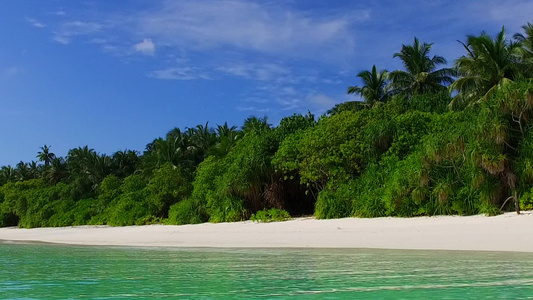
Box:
(514, 190), (520, 215)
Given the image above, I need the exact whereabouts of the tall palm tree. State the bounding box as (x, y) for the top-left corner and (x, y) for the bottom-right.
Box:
(208, 123), (242, 158)
(66, 146), (97, 181)
(450, 27), (524, 109)
(36, 145), (56, 167)
(44, 157), (66, 184)
(514, 22), (533, 77)
(112, 150), (140, 177)
(389, 38), (455, 96)
(0, 166), (16, 185)
(347, 65), (390, 106)
(189, 123), (217, 162)
(28, 161), (41, 179)
(89, 154), (113, 187)
(15, 161), (32, 181)
(242, 116), (271, 133)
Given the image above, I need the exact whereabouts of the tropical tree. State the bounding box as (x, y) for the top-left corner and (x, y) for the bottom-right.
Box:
(43, 157), (67, 184)
(450, 27), (524, 109)
(347, 65), (390, 106)
(36, 145), (56, 167)
(208, 123), (242, 158)
(112, 150), (140, 178)
(28, 161), (41, 179)
(242, 116), (271, 133)
(66, 146), (97, 178)
(188, 123), (217, 163)
(514, 22), (533, 77)
(15, 161), (32, 181)
(0, 166), (16, 185)
(388, 37), (455, 96)
(141, 128), (195, 176)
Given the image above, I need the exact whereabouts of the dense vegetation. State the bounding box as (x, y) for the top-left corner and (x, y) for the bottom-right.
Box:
(2, 24), (533, 228)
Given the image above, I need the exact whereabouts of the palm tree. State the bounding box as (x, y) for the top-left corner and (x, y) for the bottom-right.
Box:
(15, 161), (31, 181)
(347, 65), (390, 106)
(242, 116), (271, 133)
(28, 161), (41, 179)
(189, 123), (217, 162)
(514, 22), (533, 77)
(389, 37), (455, 96)
(0, 166), (16, 185)
(44, 157), (66, 184)
(89, 154), (113, 187)
(112, 150), (140, 177)
(36, 145), (56, 167)
(208, 123), (242, 158)
(449, 27), (523, 109)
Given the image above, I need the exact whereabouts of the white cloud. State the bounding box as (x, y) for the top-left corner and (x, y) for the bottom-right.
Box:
(89, 38), (107, 44)
(134, 38), (155, 55)
(56, 11), (66, 16)
(237, 106), (270, 113)
(217, 62), (290, 82)
(3, 67), (22, 77)
(481, 1), (533, 30)
(277, 97), (301, 110)
(133, 0), (362, 58)
(148, 67), (209, 80)
(53, 21), (103, 44)
(307, 94), (336, 109)
(25, 17), (46, 28)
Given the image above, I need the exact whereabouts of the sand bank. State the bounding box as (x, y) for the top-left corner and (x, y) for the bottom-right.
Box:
(1, 211), (532, 252)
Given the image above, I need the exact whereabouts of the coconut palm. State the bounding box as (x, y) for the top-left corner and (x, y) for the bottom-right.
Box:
(43, 157), (66, 184)
(36, 145), (56, 168)
(112, 150), (140, 177)
(347, 65), (390, 106)
(514, 22), (533, 77)
(0, 166), (16, 185)
(28, 161), (41, 179)
(388, 38), (455, 96)
(15, 161), (32, 181)
(188, 123), (217, 162)
(66, 146), (96, 176)
(449, 27), (524, 109)
(208, 123), (242, 158)
(242, 116), (271, 133)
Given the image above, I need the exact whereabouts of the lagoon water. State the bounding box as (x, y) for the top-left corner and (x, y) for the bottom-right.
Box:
(1, 243), (533, 299)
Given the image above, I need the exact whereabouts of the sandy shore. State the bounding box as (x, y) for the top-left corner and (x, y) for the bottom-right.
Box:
(1, 211), (532, 252)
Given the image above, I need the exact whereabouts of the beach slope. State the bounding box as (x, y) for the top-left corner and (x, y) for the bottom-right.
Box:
(1, 211), (532, 252)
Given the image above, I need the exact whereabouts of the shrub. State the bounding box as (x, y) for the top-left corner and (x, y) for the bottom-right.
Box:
(166, 198), (208, 225)
(314, 187), (352, 219)
(250, 208), (291, 222)
(207, 194), (247, 223)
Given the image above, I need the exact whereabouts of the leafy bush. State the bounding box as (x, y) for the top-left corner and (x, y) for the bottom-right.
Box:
(166, 197), (208, 225)
(314, 187), (352, 219)
(146, 163), (192, 218)
(250, 208), (291, 222)
(206, 194), (247, 223)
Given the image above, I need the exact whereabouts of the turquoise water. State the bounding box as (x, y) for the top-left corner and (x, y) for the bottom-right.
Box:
(1, 243), (532, 299)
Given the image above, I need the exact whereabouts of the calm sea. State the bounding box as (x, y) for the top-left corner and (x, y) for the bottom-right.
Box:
(1, 242), (532, 299)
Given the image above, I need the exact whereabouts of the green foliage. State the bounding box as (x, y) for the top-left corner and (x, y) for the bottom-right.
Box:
(206, 195), (246, 223)
(274, 110), (373, 189)
(250, 208), (291, 222)
(166, 198), (207, 225)
(408, 92), (451, 114)
(327, 101), (368, 115)
(146, 163), (192, 217)
(315, 187), (352, 219)
(3, 23), (533, 228)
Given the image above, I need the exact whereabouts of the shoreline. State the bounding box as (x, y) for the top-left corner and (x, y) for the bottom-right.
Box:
(1, 211), (532, 252)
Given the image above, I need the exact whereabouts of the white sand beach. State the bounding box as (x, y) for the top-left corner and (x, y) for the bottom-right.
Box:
(1, 211), (532, 252)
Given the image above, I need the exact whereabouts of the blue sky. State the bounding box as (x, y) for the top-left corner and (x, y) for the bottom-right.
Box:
(1, 0), (532, 166)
